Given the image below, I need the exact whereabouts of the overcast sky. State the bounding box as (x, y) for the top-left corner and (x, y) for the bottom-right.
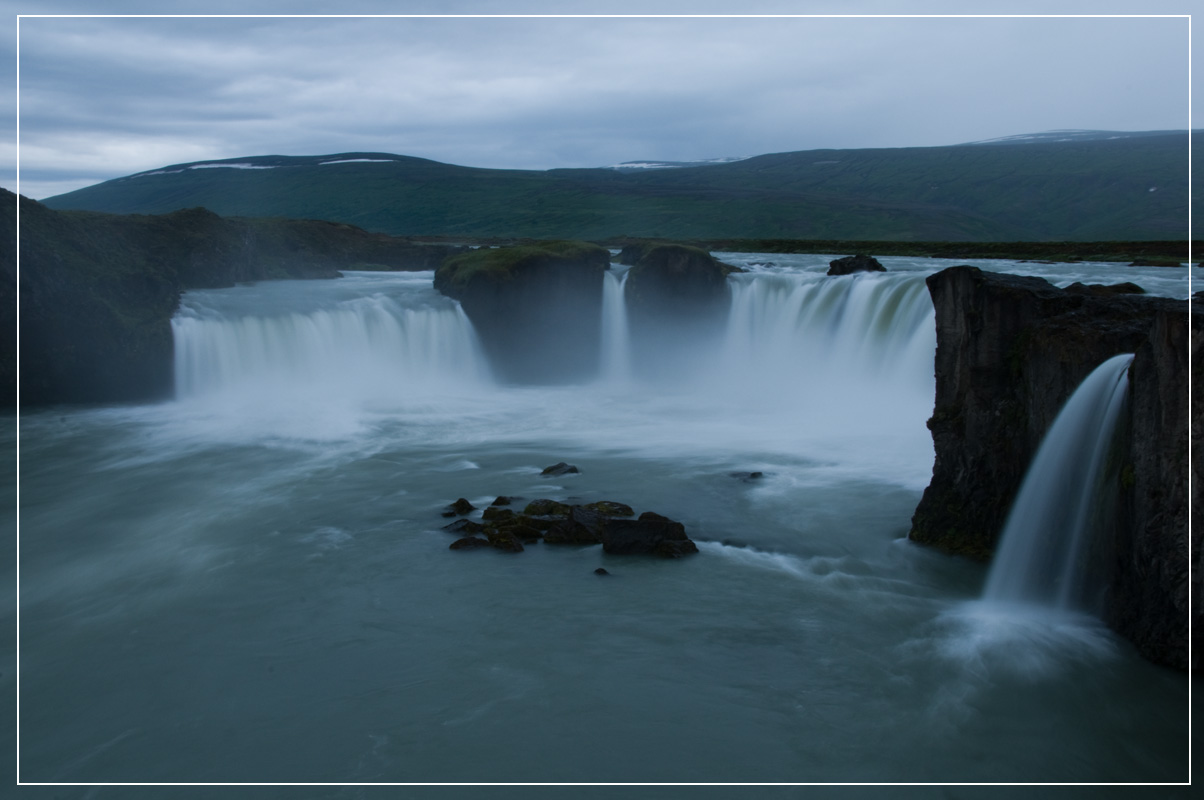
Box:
(5, 1), (1197, 200)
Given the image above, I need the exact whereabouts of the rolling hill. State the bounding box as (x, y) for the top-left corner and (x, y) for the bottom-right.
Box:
(42, 130), (1196, 242)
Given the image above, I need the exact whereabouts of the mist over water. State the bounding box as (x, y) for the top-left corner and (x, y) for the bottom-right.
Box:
(13, 255), (1192, 786)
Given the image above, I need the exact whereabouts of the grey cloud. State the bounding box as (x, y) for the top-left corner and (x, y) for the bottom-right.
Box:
(11, 12), (1194, 200)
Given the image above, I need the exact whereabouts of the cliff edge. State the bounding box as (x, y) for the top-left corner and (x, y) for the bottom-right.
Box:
(909, 265), (1196, 669)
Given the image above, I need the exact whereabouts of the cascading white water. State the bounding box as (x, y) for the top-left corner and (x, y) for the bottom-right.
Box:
(174, 269), (934, 404)
(721, 271), (935, 379)
(598, 269), (631, 383)
(168, 267), (938, 474)
(172, 279), (490, 409)
(711, 271), (936, 412)
(983, 353), (1135, 612)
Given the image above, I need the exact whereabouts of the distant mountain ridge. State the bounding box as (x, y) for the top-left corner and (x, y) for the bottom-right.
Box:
(960, 129), (1189, 146)
(42, 130), (1198, 241)
(603, 156), (750, 171)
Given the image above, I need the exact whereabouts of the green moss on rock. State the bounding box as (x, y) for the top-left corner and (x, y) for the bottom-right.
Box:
(431, 240), (610, 383)
(435, 240), (609, 297)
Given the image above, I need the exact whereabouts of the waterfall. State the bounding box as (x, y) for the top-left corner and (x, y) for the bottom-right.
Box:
(174, 270), (935, 402)
(166, 267), (938, 478)
(172, 289), (490, 407)
(712, 271), (936, 408)
(599, 269), (631, 383)
(168, 269), (938, 441)
(983, 353), (1134, 612)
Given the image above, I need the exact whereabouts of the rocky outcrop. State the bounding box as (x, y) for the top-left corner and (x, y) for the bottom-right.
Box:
(434, 241), (610, 384)
(622, 243), (737, 325)
(441, 498), (477, 517)
(2, 191), (21, 405)
(827, 254), (885, 275)
(12, 190), (467, 406)
(1111, 304), (1199, 669)
(909, 265), (1195, 669)
(1064, 281), (1145, 297)
(619, 243), (739, 379)
(443, 496), (698, 558)
(600, 511), (699, 557)
(540, 462), (580, 476)
(17, 194), (181, 405)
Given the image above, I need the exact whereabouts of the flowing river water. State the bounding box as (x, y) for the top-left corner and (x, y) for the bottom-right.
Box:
(8, 254), (1194, 790)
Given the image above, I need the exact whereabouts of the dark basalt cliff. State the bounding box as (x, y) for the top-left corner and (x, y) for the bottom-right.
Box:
(1113, 302), (1199, 669)
(1, 193), (18, 406)
(10, 190), (466, 406)
(621, 243), (738, 320)
(618, 243), (739, 379)
(910, 265), (1196, 669)
(827, 254), (885, 275)
(434, 241), (611, 383)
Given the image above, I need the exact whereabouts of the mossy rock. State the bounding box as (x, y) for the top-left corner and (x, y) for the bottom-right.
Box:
(485, 530), (525, 553)
(434, 240), (610, 297)
(523, 499), (573, 517)
(441, 497), (477, 517)
(581, 500), (635, 517)
(482, 506), (515, 522)
(431, 240), (610, 383)
(449, 537), (491, 551)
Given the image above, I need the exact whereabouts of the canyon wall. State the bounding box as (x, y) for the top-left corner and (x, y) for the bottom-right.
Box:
(910, 266), (1196, 669)
(10, 191), (465, 406)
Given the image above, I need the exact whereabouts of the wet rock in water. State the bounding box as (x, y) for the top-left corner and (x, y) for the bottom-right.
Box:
(449, 536), (491, 550)
(730, 471), (764, 482)
(443, 494), (698, 560)
(594, 567), (610, 576)
(485, 530), (524, 553)
(581, 500), (635, 517)
(482, 506), (515, 522)
(490, 496), (515, 506)
(494, 519), (545, 542)
(523, 498), (573, 517)
(600, 511), (697, 557)
(441, 497), (477, 517)
(483, 509), (545, 542)
(827, 254), (885, 276)
(541, 462), (580, 476)
(443, 518), (485, 535)
(655, 539), (700, 558)
(513, 514), (558, 532)
(544, 505), (608, 545)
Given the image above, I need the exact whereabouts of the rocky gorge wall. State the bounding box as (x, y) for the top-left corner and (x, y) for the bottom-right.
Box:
(909, 266), (1197, 670)
(10, 191), (466, 406)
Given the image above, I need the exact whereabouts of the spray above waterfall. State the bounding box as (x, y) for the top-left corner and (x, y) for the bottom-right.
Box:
(167, 264), (939, 484)
(174, 267), (937, 407)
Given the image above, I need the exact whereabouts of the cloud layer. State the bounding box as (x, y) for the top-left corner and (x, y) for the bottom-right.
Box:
(11, 11), (1193, 199)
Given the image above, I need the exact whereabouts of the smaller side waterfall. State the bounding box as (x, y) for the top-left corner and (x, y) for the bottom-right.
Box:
(599, 269), (631, 383)
(983, 353), (1135, 612)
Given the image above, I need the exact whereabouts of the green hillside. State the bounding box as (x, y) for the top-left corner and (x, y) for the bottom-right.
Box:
(42, 132), (1196, 241)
